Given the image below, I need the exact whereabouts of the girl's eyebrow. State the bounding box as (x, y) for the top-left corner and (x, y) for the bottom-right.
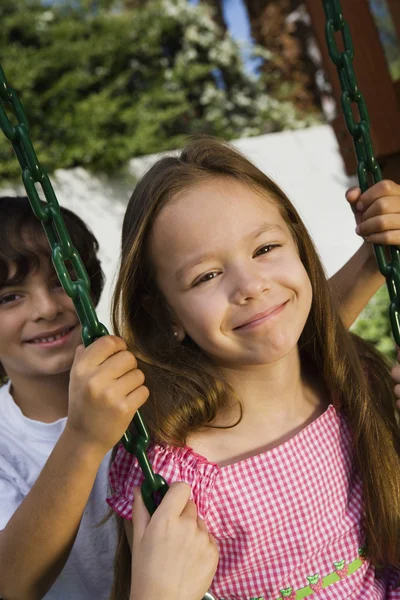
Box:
(176, 222), (285, 281)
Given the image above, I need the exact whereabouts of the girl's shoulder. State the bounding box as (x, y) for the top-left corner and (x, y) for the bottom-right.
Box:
(107, 441), (219, 520)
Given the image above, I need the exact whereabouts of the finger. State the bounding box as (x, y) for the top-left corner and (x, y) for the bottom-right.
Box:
(391, 365), (400, 384)
(115, 368), (146, 396)
(153, 482), (192, 519)
(356, 215), (400, 237)
(132, 486), (150, 549)
(197, 515), (209, 533)
(345, 186), (361, 204)
(181, 498), (198, 520)
(78, 335), (128, 368)
(95, 370), (147, 415)
(361, 196), (400, 221)
(73, 344), (85, 363)
(125, 384), (149, 413)
(95, 350), (139, 384)
(356, 180), (400, 212)
(359, 231), (400, 246)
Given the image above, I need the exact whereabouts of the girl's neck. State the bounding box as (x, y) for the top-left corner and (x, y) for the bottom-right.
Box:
(8, 371), (70, 423)
(188, 347), (327, 467)
(220, 346), (315, 420)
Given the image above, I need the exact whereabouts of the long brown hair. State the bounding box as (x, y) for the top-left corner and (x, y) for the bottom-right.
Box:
(110, 137), (400, 598)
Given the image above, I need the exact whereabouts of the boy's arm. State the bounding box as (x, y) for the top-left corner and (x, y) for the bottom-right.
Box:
(328, 241), (384, 329)
(0, 432), (105, 600)
(0, 336), (149, 600)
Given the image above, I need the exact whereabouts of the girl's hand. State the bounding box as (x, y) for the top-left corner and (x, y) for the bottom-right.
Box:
(346, 180), (400, 245)
(67, 335), (149, 455)
(130, 482), (219, 600)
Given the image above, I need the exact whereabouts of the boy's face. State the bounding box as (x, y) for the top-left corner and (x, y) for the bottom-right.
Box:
(0, 256), (81, 381)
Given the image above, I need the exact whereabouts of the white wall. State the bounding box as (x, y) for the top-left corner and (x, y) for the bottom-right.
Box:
(1, 124), (360, 330)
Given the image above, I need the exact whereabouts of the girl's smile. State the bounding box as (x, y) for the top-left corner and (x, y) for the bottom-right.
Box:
(232, 300), (289, 331)
(149, 177), (312, 368)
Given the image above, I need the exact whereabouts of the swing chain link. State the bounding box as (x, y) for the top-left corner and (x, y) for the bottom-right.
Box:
(323, 0), (400, 347)
(0, 64), (168, 515)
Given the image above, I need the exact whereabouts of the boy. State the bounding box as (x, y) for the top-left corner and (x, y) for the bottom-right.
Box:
(0, 196), (148, 599)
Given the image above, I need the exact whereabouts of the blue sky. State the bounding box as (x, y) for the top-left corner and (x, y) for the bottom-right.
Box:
(189, 0), (252, 42)
(188, 0), (259, 72)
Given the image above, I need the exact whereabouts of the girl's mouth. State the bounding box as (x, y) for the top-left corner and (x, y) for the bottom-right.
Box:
(235, 301), (288, 330)
(25, 325), (77, 348)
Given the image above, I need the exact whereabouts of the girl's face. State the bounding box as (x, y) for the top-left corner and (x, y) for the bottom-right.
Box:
(0, 256), (81, 381)
(149, 177), (312, 368)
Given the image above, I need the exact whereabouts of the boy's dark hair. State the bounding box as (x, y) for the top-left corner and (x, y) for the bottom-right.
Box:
(0, 196), (104, 382)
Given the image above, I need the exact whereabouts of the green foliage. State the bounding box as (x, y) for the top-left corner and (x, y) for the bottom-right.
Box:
(351, 285), (396, 362)
(0, 0), (319, 180)
(368, 0), (400, 82)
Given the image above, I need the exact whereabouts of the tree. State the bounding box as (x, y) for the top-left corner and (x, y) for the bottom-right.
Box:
(0, 0), (316, 180)
(238, 0), (322, 113)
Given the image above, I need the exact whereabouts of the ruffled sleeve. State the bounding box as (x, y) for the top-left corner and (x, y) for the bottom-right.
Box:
(107, 442), (219, 521)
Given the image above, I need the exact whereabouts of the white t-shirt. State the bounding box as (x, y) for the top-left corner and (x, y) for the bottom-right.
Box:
(0, 381), (117, 599)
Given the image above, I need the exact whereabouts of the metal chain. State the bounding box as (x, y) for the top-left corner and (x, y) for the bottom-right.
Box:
(0, 64), (168, 515)
(322, 0), (400, 346)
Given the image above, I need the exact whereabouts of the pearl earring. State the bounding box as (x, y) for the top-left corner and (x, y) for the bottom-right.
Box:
(173, 331), (179, 340)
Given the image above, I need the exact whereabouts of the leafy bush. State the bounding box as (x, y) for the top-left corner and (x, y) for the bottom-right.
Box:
(352, 285), (396, 363)
(0, 0), (319, 180)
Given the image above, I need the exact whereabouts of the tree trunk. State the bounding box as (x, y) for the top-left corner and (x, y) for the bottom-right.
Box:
(241, 0), (322, 113)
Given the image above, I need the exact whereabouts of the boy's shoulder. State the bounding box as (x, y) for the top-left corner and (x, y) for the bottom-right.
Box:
(0, 381), (65, 494)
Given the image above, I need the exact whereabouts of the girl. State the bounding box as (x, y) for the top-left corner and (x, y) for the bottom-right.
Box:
(0, 196), (217, 600)
(107, 138), (400, 600)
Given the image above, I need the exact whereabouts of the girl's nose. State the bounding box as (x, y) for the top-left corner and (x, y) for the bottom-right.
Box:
(31, 288), (62, 321)
(230, 266), (270, 305)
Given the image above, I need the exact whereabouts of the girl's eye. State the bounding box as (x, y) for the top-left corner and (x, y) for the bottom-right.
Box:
(0, 293), (22, 305)
(193, 271), (219, 286)
(254, 244), (279, 257)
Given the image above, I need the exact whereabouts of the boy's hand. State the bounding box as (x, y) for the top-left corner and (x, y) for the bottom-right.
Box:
(67, 335), (149, 455)
(346, 180), (400, 245)
(130, 482), (218, 600)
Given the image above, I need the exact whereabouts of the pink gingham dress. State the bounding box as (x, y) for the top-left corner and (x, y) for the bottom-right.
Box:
(107, 405), (400, 599)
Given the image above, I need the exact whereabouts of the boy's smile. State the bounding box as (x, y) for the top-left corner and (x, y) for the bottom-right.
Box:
(0, 258), (81, 381)
(23, 324), (78, 348)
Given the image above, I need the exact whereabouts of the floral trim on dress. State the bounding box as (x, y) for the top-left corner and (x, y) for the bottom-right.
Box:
(276, 548), (366, 599)
(220, 548), (367, 600)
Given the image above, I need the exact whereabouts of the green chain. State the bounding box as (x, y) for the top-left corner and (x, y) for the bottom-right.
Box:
(0, 64), (168, 516)
(323, 0), (400, 346)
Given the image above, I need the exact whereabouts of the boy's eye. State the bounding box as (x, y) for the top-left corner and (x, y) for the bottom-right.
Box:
(52, 279), (64, 289)
(0, 293), (21, 305)
(193, 271), (219, 286)
(254, 244), (279, 257)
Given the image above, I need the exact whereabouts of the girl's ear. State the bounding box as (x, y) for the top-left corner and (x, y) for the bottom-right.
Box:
(142, 293), (186, 342)
(172, 324), (185, 343)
